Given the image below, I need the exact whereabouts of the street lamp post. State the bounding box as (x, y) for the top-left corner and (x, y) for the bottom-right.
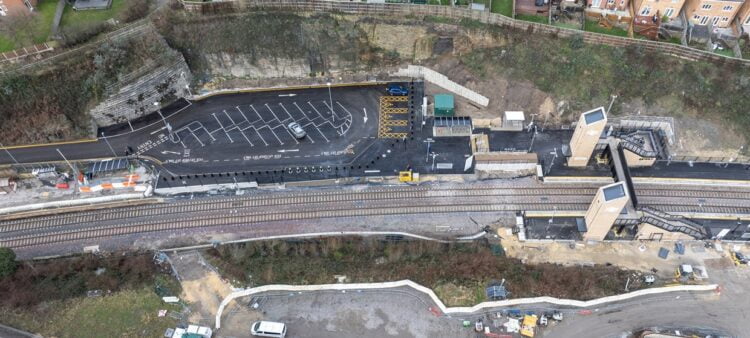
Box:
(100, 132), (118, 157)
(424, 138), (434, 163)
(180, 72), (192, 98)
(607, 94), (618, 114)
(549, 206), (557, 224)
(0, 142), (25, 170)
(155, 102), (176, 143)
(326, 82), (334, 122)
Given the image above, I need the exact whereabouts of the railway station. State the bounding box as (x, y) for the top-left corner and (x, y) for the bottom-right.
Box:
(0, 79), (750, 255)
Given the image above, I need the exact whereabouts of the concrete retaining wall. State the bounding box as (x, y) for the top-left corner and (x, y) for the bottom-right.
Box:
(392, 65), (489, 107)
(214, 279), (718, 329)
(0, 192), (146, 215)
(90, 58), (192, 127)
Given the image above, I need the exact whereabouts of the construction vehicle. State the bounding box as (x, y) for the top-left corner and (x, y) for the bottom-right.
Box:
(398, 170), (419, 183)
(675, 264), (694, 282)
(731, 251), (748, 265)
(520, 314), (538, 337)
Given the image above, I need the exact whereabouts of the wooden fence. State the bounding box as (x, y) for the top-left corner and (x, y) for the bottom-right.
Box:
(181, 0), (750, 66)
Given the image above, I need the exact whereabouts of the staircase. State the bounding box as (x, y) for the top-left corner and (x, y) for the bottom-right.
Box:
(638, 206), (709, 239)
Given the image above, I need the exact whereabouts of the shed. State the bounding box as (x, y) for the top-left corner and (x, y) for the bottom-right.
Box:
(433, 116), (471, 137)
(434, 94), (455, 117)
(502, 111), (525, 131)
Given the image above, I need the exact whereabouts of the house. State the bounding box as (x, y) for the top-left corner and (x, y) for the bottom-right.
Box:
(684, 0), (745, 28)
(736, 0), (750, 36)
(632, 0), (688, 39)
(633, 0), (686, 21)
(586, 0), (633, 23)
(0, 0), (36, 16)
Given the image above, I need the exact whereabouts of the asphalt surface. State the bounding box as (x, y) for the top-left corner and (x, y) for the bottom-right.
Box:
(1, 83), (749, 184)
(219, 266), (749, 338)
(547, 266), (749, 337)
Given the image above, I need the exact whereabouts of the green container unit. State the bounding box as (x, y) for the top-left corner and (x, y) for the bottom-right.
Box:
(434, 94), (455, 117)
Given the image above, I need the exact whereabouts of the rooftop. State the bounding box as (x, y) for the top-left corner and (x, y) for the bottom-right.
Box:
(602, 183), (627, 201)
(434, 94), (454, 109)
(583, 107), (607, 125)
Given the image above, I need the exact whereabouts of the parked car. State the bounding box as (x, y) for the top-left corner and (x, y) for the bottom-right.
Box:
(251, 321), (287, 337)
(387, 84), (408, 96)
(287, 122), (306, 139)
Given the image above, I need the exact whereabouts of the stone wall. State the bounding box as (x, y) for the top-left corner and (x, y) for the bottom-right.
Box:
(89, 55), (192, 127)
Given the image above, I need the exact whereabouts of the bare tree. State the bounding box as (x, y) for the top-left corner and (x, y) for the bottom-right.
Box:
(0, 13), (36, 47)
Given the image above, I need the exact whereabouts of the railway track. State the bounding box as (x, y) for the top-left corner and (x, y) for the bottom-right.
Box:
(2, 183), (748, 231)
(1, 183), (749, 249)
(0, 186), (601, 232)
(1, 202), (592, 248)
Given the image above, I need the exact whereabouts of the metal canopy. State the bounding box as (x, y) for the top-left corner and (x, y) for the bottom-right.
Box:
(88, 158), (128, 174)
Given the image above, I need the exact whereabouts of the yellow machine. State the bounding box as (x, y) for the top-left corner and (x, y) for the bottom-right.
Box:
(520, 315), (538, 337)
(398, 170), (419, 183)
(675, 264), (694, 282)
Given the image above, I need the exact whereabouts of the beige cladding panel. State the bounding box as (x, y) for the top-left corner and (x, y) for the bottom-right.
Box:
(568, 111), (607, 167)
(623, 149), (656, 167)
(583, 184), (630, 241)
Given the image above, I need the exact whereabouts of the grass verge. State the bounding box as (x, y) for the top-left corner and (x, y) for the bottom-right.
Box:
(0, 288), (180, 337)
(516, 14), (549, 24)
(490, 0), (513, 16)
(584, 19), (628, 37)
(205, 237), (645, 307)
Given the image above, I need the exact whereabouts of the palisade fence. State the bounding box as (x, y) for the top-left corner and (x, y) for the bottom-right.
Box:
(181, 0), (750, 66)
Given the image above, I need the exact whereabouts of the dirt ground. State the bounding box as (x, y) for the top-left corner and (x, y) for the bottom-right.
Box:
(169, 251), (234, 326)
(499, 227), (732, 279)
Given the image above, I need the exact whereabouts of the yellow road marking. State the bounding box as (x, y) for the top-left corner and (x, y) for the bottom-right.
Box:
(0, 138), (98, 150)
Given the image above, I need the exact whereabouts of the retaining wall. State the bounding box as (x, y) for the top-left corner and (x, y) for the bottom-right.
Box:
(214, 279), (718, 329)
(392, 65), (489, 107)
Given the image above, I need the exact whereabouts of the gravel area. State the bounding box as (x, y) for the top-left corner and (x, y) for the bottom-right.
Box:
(219, 287), (474, 338)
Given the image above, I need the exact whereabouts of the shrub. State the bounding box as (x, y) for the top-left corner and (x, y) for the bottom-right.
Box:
(0, 248), (17, 278)
(59, 21), (111, 47)
(119, 0), (152, 23)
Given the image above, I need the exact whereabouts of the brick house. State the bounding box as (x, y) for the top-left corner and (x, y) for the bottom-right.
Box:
(633, 0), (687, 21)
(0, 0), (36, 16)
(736, 0), (750, 36)
(586, 0), (633, 23)
(684, 0), (745, 28)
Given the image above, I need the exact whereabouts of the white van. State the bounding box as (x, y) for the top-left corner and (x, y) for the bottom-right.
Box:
(250, 321), (287, 338)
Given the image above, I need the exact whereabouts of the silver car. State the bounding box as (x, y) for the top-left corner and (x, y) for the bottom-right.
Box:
(287, 122), (306, 139)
